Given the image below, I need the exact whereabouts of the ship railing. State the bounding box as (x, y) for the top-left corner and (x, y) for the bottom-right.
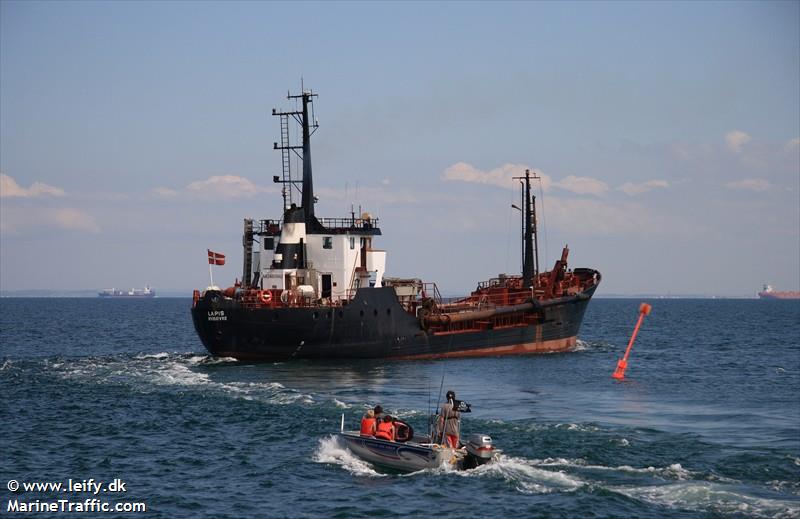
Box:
(317, 217), (380, 231)
(418, 282), (442, 305)
(444, 288), (537, 309)
(256, 219), (282, 236)
(254, 217), (380, 236)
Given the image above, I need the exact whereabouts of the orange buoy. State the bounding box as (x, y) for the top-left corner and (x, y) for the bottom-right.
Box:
(259, 290), (272, 305)
(612, 302), (651, 380)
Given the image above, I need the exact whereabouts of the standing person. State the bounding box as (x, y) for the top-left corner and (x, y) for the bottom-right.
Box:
(375, 415), (396, 441)
(360, 409), (377, 436)
(438, 390), (460, 448)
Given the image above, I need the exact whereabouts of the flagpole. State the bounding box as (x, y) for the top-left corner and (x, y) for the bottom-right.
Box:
(208, 250), (214, 287)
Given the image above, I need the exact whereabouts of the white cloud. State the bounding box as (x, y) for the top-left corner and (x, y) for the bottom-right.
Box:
(442, 162), (552, 190)
(725, 178), (771, 192)
(618, 179), (670, 196)
(553, 175), (609, 196)
(545, 197), (646, 234)
(725, 130), (751, 154)
(544, 197), (707, 236)
(786, 137), (800, 152)
(1, 206), (99, 233)
(154, 175), (276, 199)
(0, 173), (65, 198)
(50, 208), (100, 232)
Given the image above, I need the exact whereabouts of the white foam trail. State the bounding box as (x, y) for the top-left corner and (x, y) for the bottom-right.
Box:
(333, 399), (350, 409)
(312, 435), (385, 477)
(562, 423), (600, 433)
(151, 362), (211, 386)
(0, 359), (11, 371)
(614, 481), (800, 518)
(451, 454), (585, 494)
(521, 422), (602, 434)
(573, 339), (590, 351)
(56, 353), (311, 405)
(135, 352), (170, 360)
(185, 355), (239, 365)
(534, 458), (697, 481)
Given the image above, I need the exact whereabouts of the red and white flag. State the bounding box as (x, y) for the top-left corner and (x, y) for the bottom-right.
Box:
(207, 250), (226, 266)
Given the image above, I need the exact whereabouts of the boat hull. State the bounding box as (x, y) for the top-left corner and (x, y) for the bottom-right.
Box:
(338, 432), (456, 472)
(191, 285), (598, 361)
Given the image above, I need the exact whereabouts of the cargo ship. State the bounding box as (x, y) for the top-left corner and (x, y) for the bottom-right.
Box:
(758, 285), (800, 300)
(98, 286), (155, 298)
(191, 89), (601, 361)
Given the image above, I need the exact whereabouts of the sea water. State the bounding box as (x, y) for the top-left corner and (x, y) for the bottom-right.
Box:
(1, 298), (798, 518)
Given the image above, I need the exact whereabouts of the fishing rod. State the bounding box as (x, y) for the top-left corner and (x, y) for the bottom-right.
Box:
(435, 363), (446, 445)
(427, 379), (432, 440)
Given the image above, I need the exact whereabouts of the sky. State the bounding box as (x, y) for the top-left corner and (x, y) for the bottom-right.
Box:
(1, 1), (798, 296)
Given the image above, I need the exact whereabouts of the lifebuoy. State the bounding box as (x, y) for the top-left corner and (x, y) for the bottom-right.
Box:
(259, 290), (272, 305)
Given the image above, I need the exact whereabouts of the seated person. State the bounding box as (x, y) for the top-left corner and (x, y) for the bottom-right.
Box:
(392, 418), (413, 442)
(374, 414), (396, 441)
(360, 409), (376, 436)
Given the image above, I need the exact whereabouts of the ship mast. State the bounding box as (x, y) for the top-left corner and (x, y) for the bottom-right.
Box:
(272, 89), (320, 228)
(513, 169), (540, 288)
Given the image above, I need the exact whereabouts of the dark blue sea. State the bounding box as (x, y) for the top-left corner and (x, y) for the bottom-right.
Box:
(1, 297), (798, 518)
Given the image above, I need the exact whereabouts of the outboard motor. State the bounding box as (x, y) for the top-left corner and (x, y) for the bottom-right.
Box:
(462, 434), (497, 469)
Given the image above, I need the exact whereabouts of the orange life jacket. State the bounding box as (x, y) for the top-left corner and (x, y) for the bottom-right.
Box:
(360, 417), (376, 436)
(375, 421), (394, 441)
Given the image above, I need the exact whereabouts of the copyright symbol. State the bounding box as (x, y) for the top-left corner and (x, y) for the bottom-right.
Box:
(7, 480), (19, 492)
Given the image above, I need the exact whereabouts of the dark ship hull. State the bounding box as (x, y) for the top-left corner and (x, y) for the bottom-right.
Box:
(191, 283), (599, 361)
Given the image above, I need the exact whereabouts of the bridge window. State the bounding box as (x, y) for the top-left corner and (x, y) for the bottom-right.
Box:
(323, 237), (333, 249)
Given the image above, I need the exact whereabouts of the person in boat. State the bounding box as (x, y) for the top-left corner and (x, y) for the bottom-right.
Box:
(437, 390), (461, 448)
(373, 405), (383, 422)
(392, 417), (413, 442)
(375, 414), (396, 441)
(360, 409), (377, 436)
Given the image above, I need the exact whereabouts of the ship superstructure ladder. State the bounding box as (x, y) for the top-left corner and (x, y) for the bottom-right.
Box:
(272, 91), (319, 212)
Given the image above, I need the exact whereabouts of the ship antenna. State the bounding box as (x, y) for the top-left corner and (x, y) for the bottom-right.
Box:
(513, 169), (538, 288)
(536, 173), (548, 270)
(277, 88), (320, 229)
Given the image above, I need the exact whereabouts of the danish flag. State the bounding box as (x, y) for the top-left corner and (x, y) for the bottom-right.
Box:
(207, 250), (226, 266)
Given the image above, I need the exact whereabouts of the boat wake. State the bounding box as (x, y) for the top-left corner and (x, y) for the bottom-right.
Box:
(313, 435), (386, 477)
(488, 456), (800, 517)
(452, 454), (585, 494)
(613, 481), (800, 518)
(46, 352), (313, 405)
(316, 436), (800, 517)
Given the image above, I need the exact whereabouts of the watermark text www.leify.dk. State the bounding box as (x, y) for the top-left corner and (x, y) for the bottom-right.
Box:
(6, 478), (146, 513)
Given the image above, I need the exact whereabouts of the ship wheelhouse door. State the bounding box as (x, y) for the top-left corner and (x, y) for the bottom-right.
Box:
(321, 274), (332, 299)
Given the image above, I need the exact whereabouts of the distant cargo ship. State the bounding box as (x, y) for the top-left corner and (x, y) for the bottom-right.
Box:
(757, 285), (800, 300)
(98, 286), (155, 298)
